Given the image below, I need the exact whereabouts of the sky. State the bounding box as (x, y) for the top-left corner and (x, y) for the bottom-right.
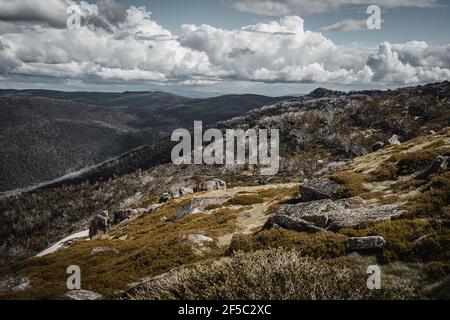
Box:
(0, 0), (449, 96)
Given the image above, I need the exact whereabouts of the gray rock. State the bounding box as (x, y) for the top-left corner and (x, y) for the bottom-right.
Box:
(65, 290), (102, 300)
(347, 236), (386, 251)
(90, 246), (119, 255)
(179, 187), (194, 196)
(159, 192), (173, 203)
(143, 204), (163, 215)
(184, 234), (214, 247)
(300, 179), (341, 201)
(89, 211), (110, 238)
(113, 209), (134, 225)
(372, 142), (385, 152)
(327, 203), (404, 231)
(415, 156), (449, 180)
(266, 215), (326, 233)
(388, 134), (401, 145)
(195, 179), (227, 192)
(0, 276), (31, 295)
(267, 198), (404, 232)
(317, 161), (347, 175)
(172, 197), (230, 221)
(159, 187), (194, 204)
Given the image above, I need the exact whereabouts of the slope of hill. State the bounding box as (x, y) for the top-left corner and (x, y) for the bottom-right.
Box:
(1, 128), (448, 299)
(17, 81), (449, 193)
(0, 91), (289, 192)
(0, 82), (449, 299)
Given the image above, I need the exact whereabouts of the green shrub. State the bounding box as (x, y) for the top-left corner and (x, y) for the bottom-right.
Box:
(397, 147), (450, 175)
(330, 172), (368, 198)
(227, 194), (265, 206)
(370, 161), (398, 181)
(227, 229), (348, 258)
(406, 171), (450, 218)
(341, 219), (435, 263)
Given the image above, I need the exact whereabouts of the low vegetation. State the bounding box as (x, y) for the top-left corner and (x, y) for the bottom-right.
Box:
(126, 248), (417, 300)
(227, 230), (347, 259)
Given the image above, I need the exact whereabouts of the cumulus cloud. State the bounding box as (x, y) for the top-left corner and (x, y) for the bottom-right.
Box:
(320, 19), (367, 32)
(0, 1), (448, 86)
(229, 0), (439, 16)
(0, 1), (216, 82)
(368, 41), (450, 83)
(0, 0), (69, 28)
(179, 16), (369, 83)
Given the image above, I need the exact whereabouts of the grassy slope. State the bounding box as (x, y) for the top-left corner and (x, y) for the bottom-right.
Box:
(1, 129), (449, 300)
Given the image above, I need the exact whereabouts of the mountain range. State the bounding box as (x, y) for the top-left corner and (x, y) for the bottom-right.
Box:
(0, 90), (290, 192)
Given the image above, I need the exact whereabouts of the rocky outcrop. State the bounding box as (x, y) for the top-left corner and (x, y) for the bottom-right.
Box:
(0, 276), (30, 295)
(195, 179), (227, 192)
(90, 246), (119, 256)
(89, 211), (110, 238)
(159, 187), (194, 203)
(65, 290), (102, 300)
(144, 204), (163, 215)
(317, 161), (347, 176)
(113, 209), (135, 225)
(415, 156), (449, 180)
(159, 192), (173, 203)
(267, 215), (325, 233)
(388, 134), (401, 145)
(172, 197), (230, 221)
(372, 142), (385, 152)
(184, 234), (214, 247)
(267, 198), (404, 232)
(347, 236), (386, 251)
(300, 179), (341, 201)
(179, 187), (194, 196)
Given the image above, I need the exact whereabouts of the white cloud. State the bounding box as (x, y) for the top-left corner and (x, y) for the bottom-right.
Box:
(0, 1), (448, 86)
(0, 1), (216, 83)
(180, 16), (369, 83)
(229, 0), (439, 16)
(368, 41), (450, 83)
(320, 19), (367, 32)
(0, 0), (69, 28)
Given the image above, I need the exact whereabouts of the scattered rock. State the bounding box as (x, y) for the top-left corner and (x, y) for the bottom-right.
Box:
(90, 246), (119, 256)
(412, 234), (431, 246)
(327, 203), (404, 231)
(172, 197), (230, 221)
(159, 187), (195, 203)
(372, 142), (385, 152)
(415, 156), (449, 180)
(300, 179), (341, 201)
(184, 234), (214, 247)
(0, 276), (31, 295)
(267, 198), (403, 232)
(179, 187), (194, 196)
(195, 179), (227, 192)
(347, 236), (386, 251)
(317, 161), (347, 175)
(65, 290), (102, 300)
(89, 211), (110, 238)
(159, 192), (173, 203)
(266, 215), (325, 233)
(143, 204), (163, 215)
(388, 134), (401, 145)
(113, 209), (134, 225)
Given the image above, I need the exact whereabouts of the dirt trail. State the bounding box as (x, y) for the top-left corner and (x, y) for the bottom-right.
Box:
(209, 183), (298, 247)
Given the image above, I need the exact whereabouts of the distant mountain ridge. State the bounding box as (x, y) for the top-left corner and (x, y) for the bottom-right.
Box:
(6, 81), (448, 197)
(0, 90), (291, 192)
